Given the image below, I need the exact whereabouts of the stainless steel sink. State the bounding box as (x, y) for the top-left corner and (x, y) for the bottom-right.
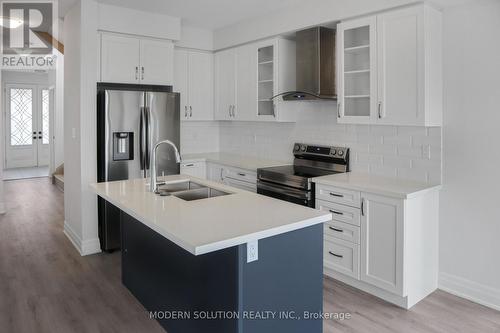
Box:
(156, 181), (204, 195)
(172, 187), (230, 201)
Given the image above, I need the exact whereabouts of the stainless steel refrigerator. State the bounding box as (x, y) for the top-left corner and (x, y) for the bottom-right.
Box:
(97, 83), (180, 252)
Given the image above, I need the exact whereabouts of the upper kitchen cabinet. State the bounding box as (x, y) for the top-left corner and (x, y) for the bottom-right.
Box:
(214, 48), (237, 121)
(140, 39), (174, 85)
(337, 16), (378, 125)
(337, 4), (443, 126)
(174, 48), (214, 121)
(255, 38), (296, 122)
(100, 33), (141, 84)
(100, 32), (174, 86)
(214, 37), (296, 122)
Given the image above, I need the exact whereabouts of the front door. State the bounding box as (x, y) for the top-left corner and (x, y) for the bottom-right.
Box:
(4, 85), (50, 169)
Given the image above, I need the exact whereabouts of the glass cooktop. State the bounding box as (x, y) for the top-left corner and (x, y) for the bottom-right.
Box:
(259, 165), (341, 178)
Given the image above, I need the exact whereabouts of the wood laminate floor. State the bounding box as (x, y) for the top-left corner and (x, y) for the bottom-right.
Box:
(1, 178), (499, 333)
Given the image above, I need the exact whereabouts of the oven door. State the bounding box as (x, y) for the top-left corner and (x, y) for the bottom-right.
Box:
(257, 180), (313, 207)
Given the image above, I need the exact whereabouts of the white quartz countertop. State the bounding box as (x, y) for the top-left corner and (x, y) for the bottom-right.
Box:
(91, 175), (331, 255)
(181, 152), (288, 171)
(313, 172), (442, 199)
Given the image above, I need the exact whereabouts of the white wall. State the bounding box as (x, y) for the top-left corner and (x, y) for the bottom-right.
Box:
(214, 0), (419, 49)
(220, 104), (441, 183)
(0, 69), (3, 214)
(175, 25), (214, 51)
(63, 2), (83, 250)
(439, 0), (500, 311)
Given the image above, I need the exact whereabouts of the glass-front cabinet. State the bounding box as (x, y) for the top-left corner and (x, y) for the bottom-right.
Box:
(337, 16), (377, 124)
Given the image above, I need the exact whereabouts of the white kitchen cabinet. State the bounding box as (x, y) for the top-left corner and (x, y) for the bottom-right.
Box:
(207, 163), (224, 182)
(360, 193), (404, 295)
(140, 39), (174, 85)
(180, 161), (207, 179)
(337, 4), (442, 126)
(215, 49), (237, 120)
(235, 44), (258, 121)
(315, 182), (439, 309)
(337, 16), (377, 124)
(214, 38), (296, 122)
(101, 34), (141, 84)
(174, 49), (214, 121)
(100, 33), (174, 85)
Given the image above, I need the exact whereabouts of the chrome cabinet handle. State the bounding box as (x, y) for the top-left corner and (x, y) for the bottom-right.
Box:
(378, 101), (382, 119)
(329, 226), (344, 233)
(329, 251), (343, 258)
(329, 193), (344, 198)
(189, 106), (193, 117)
(329, 210), (344, 215)
(337, 103), (341, 118)
(361, 198), (365, 216)
(184, 106), (188, 118)
(184, 163), (194, 167)
(135, 66), (139, 80)
(237, 173), (246, 177)
(141, 66), (145, 80)
(228, 105), (232, 117)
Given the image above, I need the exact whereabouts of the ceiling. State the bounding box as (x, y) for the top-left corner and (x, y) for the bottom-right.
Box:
(58, 0), (305, 29)
(58, 0), (474, 29)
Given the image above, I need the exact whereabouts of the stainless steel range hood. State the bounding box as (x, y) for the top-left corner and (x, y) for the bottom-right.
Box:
(275, 27), (337, 101)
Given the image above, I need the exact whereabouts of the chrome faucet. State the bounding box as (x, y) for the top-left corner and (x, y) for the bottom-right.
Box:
(150, 140), (181, 193)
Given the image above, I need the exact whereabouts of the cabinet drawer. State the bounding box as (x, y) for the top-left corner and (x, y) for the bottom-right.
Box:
(316, 199), (361, 226)
(324, 238), (360, 279)
(324, 221), (360, 244)
(316, 184), (361, 208)
(222, 167), (257, 184)
(180, 162), (207, 179)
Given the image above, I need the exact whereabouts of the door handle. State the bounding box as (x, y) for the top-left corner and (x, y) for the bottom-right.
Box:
(184, 106), (188, 118)
(329, 226), (344, 233)
(237, 173), (246, 177)
(329, 210), (344, 215)
(337, 103), (341, 118)
(189, 106), (193, 117)
(361, 198), (365, 216)
(328, 251), (343, 258)
(329, 193), (344, 198)
(378, 102), (383, 119)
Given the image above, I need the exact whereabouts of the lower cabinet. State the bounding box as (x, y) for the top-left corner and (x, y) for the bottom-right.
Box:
(316, 183), (439, 309)
(180, 161), (206, 179)
(187, 162), (257, 193)
(360, 193), (404, 296)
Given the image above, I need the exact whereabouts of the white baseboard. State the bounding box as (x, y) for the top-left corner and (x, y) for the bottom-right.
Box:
(439, 272), (500, 312)
(64, 221), (102, 256)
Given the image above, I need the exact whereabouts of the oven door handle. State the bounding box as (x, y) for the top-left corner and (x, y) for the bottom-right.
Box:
(257, 181), (310, 200)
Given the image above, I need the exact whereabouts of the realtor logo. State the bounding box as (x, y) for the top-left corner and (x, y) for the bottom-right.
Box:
(1, 0), (57, 69)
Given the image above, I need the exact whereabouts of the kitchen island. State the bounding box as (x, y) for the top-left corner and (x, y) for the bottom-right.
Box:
(91, 175), (331, 333)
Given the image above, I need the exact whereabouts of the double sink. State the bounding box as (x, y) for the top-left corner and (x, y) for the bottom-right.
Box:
(155, 180), (231, 201)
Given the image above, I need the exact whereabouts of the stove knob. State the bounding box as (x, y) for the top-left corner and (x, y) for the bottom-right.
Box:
(300, 145), (307, 152)
(331, 149), (336, 155)
(294, 144), (300, 151)
(338, 150), (344, 157)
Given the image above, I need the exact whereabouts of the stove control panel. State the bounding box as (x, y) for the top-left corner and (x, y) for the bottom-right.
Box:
(293, 143), (349, 160)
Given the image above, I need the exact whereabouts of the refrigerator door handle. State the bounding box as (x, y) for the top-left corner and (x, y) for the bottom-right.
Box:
(145, 93), (152, 171)
(139, 106), (147, 174)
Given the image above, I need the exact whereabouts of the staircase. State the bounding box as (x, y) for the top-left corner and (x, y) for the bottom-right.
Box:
(52, 164), (64, 192)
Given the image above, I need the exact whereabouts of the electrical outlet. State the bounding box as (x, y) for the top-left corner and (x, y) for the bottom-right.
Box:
(247, 240), (258, 263)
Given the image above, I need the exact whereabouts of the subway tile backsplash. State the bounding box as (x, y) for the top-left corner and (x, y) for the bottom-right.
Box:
(182, 104), (442, 184)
